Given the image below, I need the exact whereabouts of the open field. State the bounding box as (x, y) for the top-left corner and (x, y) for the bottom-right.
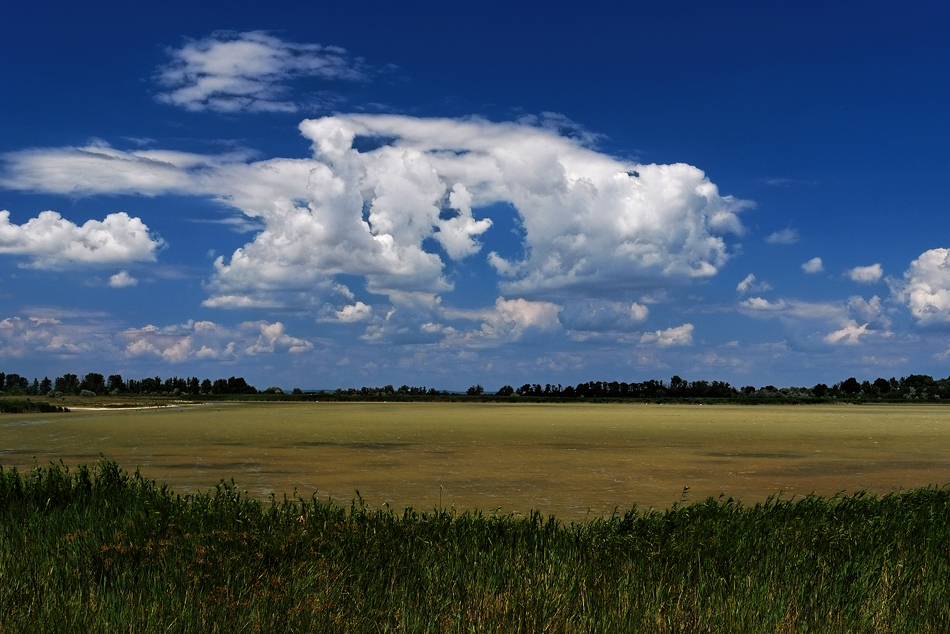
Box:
(3, 402), (950, 519)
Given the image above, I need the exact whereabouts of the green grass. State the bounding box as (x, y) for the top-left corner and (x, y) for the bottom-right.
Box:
(2, 459), (949, 633)
(0, 399), (68, 413)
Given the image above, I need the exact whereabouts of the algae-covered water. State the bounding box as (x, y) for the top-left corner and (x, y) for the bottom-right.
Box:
(2, 401), (949, 520)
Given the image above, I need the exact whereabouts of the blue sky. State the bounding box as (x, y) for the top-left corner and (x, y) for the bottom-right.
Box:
(2, 0), (949, 390)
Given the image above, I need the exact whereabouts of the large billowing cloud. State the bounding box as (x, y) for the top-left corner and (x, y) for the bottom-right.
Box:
(209, 115), (748, 308)
(155, 31), (364, 113)
(0, 210), (163, 268)
(311, 115), (747, 293)
(1, 115), (748, 319)
(900, 248), (950, 324)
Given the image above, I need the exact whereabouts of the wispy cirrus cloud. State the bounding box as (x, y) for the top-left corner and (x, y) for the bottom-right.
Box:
(738, 294), (891, 349)
(155, 31), (366, 113)
(761, 177), (816, 187)
(765, 227), (799, 244)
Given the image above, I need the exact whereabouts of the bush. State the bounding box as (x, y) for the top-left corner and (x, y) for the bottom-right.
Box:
(0, 399), (68, 413)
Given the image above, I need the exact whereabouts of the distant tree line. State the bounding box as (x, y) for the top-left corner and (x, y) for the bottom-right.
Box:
(0, 371), (260, 398)
(332, 385), (445, 397)
(489, 374), (950, 402)
(3, 368), (950, 403)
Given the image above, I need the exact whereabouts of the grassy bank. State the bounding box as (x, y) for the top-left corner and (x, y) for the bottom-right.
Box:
(0, 399), (69, 413)
(2, 460), (949, 633)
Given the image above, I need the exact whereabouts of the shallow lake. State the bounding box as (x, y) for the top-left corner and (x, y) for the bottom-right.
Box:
(3, 402), (950, 520)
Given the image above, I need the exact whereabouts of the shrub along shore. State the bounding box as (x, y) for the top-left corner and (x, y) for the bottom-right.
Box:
(0, 398), (69, 413)
(2, 459), (949, 633)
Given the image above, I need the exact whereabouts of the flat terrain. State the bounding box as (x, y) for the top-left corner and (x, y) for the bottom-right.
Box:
(3, 402), (949, 520)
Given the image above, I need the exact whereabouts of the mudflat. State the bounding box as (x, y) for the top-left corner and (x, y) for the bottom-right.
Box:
(2, 401), (949, 520)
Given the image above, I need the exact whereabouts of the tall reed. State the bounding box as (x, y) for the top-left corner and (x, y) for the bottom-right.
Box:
(1, 459), (948, 633)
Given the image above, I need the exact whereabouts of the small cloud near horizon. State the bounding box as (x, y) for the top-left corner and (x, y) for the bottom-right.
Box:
(847, 263), (883, 284)
(802, 257), (824, 274)
(109, 270), (138, 287)
(765, 228), (800, 245)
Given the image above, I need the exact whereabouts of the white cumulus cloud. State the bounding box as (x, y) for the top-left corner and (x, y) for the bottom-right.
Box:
(0, 210), (163, 268)
(847, 263), (883, 284)
(847, 295), (888, 327)
(739, 297), (787, 311)
(899, 248), (950, 324)
(629, 302), (649, 322)
(801, 257), (824, 274)
(211, 114), (748, 306)
(1, 115), (749, 325)
(441, 297), (562, 344)
(489, 297), (562, 333)
(109, 270), (138, 287)
(155, 31), (364, 113)
(121, 319), (312, 361)
(335, 302), (373, 323)
(640, 323), (694, 346)
(736, 273), (772, 294)
(824, 320), (869, 345)
(245, 321), (313, 354)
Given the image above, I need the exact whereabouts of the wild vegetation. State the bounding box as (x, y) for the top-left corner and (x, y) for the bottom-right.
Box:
(0, 399), (68, 414)
(2, 458), (949, 633)
(0, 371), (259, 399)
(3, 368), (950, 403)
(495, 374), (950, 402)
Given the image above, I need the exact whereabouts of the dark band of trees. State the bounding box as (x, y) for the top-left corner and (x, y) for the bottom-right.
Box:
(1, 370), (948, 402)
(0, 372), (259, 397)
(491, 375), (950, 402)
